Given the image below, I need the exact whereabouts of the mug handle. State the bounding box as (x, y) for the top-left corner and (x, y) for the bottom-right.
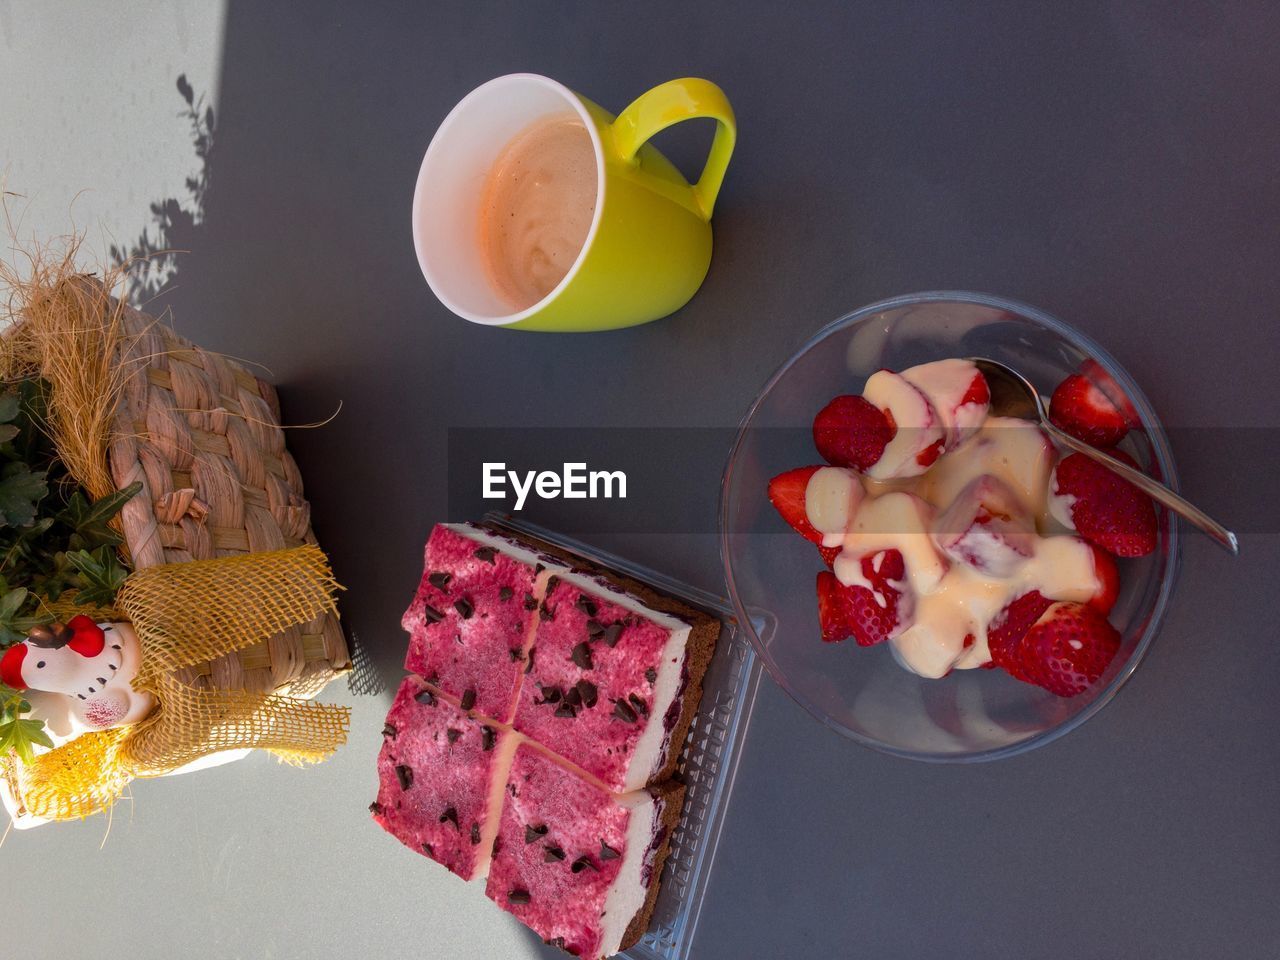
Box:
(610, 78), (737, 220)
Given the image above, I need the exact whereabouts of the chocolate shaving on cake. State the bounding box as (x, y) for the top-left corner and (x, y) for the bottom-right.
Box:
(524, 647), (536, 674)
(422, 603), (445, 624)
(427, 572), (451, 590)
(414, 688), (437, 706)
(508, 889), (531, 905)
(509, 647), (522, 661)
(474, 546), (497, 564)
(422, 841), (434, 856)
(570, 855), (598, 874)
(446, 728), (462, 744)
(539, 602), (554, 622)
(525, 823), (549, 843)
(575, 679), (598, 708)
(554, 701), (577, 719)
(499, 586), (514, 602)
(612, 699), (638, 723)
(453, 597), (475, 620)
(541, 685), (562, 703)
(470, 823), (482, 845)
(382, 722), (398, 738)
(523, 592), (538, 610)
(602, 622), (624, 647)
(368, 801), (382, 815)
(570, 642), (594, 670)
(575, 596), (598, 617)
(440, 807), (459, 829)
(544, 845), (566, 862)
(460, 688), (477, 710)
(645, 667), (658, 684)
(628, 693), (648, 716)
(492, 836), (503, 857)
(481, 726), (497, 751)
(586, 618), (604, 638)
(599, 840), (621, 861)
(395, 764), (414, 791)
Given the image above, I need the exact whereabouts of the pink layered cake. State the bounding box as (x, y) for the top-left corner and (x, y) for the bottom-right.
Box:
(379, 522), (721, 957)
(403, 523), (549, 721)
(513, 571), (717, 793)
(371, 675), (516, 880)
(484, 744), (683, 959)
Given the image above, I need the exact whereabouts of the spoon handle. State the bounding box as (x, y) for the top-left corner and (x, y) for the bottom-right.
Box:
(1045, 424), (1239, 555)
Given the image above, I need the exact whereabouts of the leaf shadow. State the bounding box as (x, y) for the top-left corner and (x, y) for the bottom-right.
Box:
(108, 73), (215, 300)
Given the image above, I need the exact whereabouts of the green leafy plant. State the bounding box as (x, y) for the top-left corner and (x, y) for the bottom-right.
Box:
(0, 378), (139, 761)
(0, 682), (54, 764)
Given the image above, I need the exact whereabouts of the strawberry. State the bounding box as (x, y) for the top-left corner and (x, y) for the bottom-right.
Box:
(1049, 373), (1130, 448)
(816, 571), (850, 642)
(931, 475), (1034, 577)
(986, 590), (1053, 679)
(812, 395), (894, 471)
(916, 437), (946, 467)
(768, 465), (850, 569)
(767, 466), (825, 543)
(1014, 602), (1121, 697)
(1052, 450), (1157, 557)
(1086, 543), (1120, 616)
(959, 371), (990, 407)
(815, 549), (907, 646)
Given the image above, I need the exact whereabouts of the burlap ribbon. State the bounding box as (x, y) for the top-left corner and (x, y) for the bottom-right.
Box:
(3, 545), (350, 822)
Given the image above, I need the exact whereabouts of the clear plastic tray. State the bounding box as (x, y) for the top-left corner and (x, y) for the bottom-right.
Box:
(486, 516), (767, 960)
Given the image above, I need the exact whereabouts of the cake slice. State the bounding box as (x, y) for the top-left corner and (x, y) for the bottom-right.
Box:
(403, 523), (563, 721)
(370, 675), (516, 880)
(485, 744), (684, 959)
(510, 566), (719, 793)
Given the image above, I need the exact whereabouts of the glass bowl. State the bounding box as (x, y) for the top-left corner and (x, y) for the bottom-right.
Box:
(720, 292), (1181, 762)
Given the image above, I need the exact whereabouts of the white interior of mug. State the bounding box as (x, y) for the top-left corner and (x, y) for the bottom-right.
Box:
(412, 73), (606, 326)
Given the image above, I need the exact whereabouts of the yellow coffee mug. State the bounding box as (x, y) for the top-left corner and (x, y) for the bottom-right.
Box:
(412, 73), (736, 332)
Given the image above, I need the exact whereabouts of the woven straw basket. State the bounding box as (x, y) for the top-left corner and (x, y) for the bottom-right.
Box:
(106, 298), (350, 698)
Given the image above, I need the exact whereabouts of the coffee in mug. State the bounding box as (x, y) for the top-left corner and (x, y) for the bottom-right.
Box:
(413, 74), (735, 331)
(478, 115), (598, 310)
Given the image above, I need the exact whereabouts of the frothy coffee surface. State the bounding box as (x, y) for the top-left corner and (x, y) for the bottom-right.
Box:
(479, 115), (597, 311)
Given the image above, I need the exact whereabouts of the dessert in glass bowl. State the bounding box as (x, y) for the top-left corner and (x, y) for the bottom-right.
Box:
(720, 292), (1179, 761)
(767, 356), (1156, 695)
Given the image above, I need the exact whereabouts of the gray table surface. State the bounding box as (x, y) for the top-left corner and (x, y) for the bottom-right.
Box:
(3, 2), (1278, 958)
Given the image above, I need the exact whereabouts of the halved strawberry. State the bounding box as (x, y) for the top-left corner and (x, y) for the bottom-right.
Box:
(816, 571), (851, 642)
(767, 466), (825, 543)
(986, 590), (1053, 679)
(1049, 372), (1130, 448)
(768, 466), (851, 569)
(1013, 602), (1121, 697)
(1052, 450), (1157, 557)
(815, 549), (907, 646)
(812, 395), (894, 471)
(1086, 543), (1120, 616)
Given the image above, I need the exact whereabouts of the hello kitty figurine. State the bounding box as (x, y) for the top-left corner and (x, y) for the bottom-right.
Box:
(0, 616), (154, 729)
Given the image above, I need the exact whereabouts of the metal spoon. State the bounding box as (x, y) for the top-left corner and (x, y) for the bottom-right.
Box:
(969, 357), (1238, 555)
